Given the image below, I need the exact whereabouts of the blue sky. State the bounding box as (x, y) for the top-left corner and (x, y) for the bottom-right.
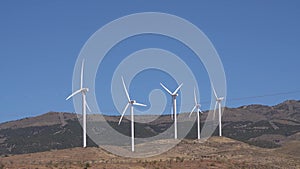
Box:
(0, 1), (300, 122)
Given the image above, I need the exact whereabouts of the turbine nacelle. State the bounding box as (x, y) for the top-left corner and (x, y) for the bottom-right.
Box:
(211, 83), (224, 137)
(119, 76), (147, 126)
(217, 97), (224, 102)
(119, 77), (147, 152)
(160, 82), (183, 97)
(66, 59), (90, 148)
(160, 82), (183, 139)
(189, 87), (203, 140)
(82, 88), (89, 93)
(189, 88), (203, 117)
(130, 100), (136, 104)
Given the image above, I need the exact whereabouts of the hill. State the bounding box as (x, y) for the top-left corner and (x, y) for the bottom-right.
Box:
(0, 112), (77, 130)
(0, 100), (299, 156)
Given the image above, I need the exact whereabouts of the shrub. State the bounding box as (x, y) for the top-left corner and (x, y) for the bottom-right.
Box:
(84, 162), (91, 169)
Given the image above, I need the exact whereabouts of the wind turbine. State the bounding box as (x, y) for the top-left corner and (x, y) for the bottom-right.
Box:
(119, 77), (147, 152)
(212, 84), (224, 137)
(160, 82), (183, 139)
(66, 59), (91, 148)
(189, 87), (203, 140)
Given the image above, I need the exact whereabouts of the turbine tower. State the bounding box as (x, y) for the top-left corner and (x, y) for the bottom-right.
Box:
(212, 84), (224, 137)
(160, 82), (183, 139)
(119, 77), (147, 152)
(66, 59), (91, 148)
(189, 87), (203, 140)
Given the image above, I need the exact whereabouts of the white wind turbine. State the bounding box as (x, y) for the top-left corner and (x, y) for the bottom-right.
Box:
(189, 87), (203, 140)
(66, 59), (91, 148)
(119, 77), (147, 152)
(212, 84), (224, 137)
(160, 82), (183, 139)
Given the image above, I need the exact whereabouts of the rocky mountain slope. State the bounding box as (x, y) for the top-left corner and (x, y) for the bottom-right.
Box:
(0, 100), (299, 156)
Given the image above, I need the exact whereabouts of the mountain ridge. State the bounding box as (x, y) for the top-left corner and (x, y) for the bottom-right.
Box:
(1, 99), (299, 128)
(0, 100), (299, 156)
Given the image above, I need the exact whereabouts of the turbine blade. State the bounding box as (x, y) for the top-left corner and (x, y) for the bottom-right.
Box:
(160, 83), (172, 95)
(211, 83), (218, 99)
(199, 108), (203, 113)
(189, 105), (197, 117)
(122, 76), (131, 102)
(194, 87), (197, 105)
(213, 101), (218, 120)
(66, 89), (82, 100)
(133, 102), (147, 107)
(173, 83), (183, 95)
(81, 59), (85, 89)
(85, 101), (91, 112)
(118, 103), (130, 125)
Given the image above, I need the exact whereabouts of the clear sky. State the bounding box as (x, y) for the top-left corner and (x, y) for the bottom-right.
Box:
(1, 1), (300, 123)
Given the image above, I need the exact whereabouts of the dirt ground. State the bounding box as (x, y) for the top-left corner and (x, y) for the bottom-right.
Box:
(0, 137), (299, 169)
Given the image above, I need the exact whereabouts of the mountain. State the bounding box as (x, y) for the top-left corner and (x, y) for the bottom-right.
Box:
(0, 100), (299, 156)
(222, 100), (300, 122)
(0, 112), (77, 130)
(222, 100), (300, 148)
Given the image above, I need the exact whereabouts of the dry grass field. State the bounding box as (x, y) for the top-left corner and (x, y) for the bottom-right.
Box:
(0, 136), (299, 169)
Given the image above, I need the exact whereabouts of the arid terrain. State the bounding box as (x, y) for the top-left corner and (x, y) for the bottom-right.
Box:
(0, 100), (299, 168)
(0, 136), (299, 169)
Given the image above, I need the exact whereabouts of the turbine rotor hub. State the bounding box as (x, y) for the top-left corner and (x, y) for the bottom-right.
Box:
(82, 88), (89, 92)
(217, 97), (224, 101)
